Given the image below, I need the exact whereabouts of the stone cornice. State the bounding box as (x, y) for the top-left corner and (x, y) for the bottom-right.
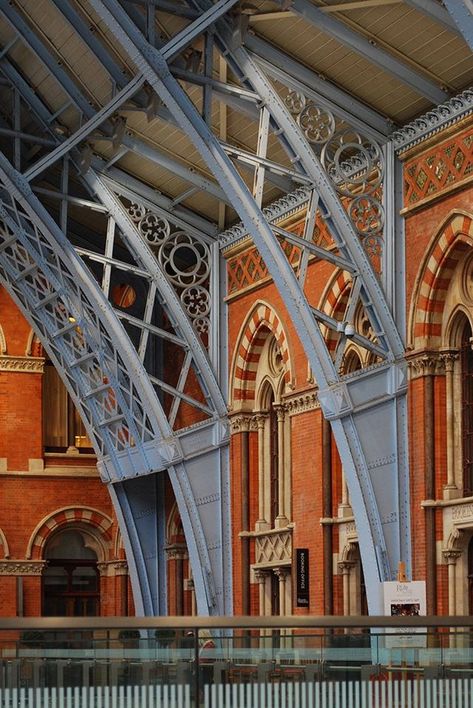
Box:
(0, 356), (45, 373)
(393, 88), (473, 156)
(0, 560), (47, 576)
(283, 391), (320, 416)
(220, 187), (310, 251)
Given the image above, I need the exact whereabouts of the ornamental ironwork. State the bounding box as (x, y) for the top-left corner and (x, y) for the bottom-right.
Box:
(124, 199), (211, 338)
(284, 90), (385, 262)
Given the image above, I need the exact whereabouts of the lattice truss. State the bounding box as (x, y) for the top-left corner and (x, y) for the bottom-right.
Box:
(0, 0), (436, 612)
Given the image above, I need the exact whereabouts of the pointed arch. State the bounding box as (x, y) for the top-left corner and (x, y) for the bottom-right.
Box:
(27, 506), (113, 560)
(230, 301), (294, 406)
(409, 212), (473, 350)
(166, 502), (185, 544)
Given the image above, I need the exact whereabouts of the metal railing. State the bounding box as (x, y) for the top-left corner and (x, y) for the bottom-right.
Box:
(1, 616), (473, 707)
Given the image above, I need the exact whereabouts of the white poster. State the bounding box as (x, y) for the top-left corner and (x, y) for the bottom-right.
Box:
(383, 581), (427, 648)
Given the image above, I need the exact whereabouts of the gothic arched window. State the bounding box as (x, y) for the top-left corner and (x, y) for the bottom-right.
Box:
(42, 530), (99, 617)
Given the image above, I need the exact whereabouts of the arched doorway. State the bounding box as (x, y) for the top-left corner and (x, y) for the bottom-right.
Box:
(42, 530), (100, 616)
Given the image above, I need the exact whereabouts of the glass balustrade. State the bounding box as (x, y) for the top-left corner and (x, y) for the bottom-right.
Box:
(0, 618), (473, 706)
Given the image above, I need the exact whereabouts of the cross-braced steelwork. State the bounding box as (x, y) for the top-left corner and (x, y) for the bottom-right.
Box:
(0, 0), (457, 613)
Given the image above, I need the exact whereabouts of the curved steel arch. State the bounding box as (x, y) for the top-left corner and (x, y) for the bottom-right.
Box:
(0, 0), (413, 614)
(0, 154), (231, 615)
(89, 0), (411, 612)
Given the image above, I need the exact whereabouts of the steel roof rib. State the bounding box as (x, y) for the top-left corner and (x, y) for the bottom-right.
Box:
(289, 0), (450, 103)
(442, 0), (473, 51)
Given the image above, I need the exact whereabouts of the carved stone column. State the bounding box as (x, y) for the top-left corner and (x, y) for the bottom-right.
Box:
(275, 406), (288, 528)
(165, 544), (188, 615)
(440, 351), (460, 497)
(274, 566), (288, 616)
(443, 549), (461, 616)
(408, 351), (444, 615)
(254, 569), (267, 617)
(254, 413), (269, 531)
(338, 561), (355, 616)
(231, 414), (253, 613)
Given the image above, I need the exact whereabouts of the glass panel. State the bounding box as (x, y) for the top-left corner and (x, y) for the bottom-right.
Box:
(42, 566), (68, 591)
(43, 362), (68, 449)
(45, 531), (97, 560)
(71, 566), (98, 592)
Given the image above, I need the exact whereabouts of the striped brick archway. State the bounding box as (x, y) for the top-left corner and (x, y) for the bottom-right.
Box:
(319, 271), (353, 355)
(231, 302), (293, 405)
(409, 213), (473, 350)
(27, 506), (113, 560)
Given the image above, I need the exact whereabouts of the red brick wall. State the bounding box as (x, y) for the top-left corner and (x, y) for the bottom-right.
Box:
(0, 287), (135, 617)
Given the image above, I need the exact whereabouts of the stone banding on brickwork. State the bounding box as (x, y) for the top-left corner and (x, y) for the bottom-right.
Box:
(26, 506), (113, 560)
(318, 270), (353, 354)
(231, 302), (294, 405)
(409, 213), (473, 350)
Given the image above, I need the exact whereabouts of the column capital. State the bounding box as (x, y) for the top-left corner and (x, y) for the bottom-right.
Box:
(254, 569), (267, 584)
(439, 349), (460, 372)
(273, 404), (286, 423)
(97, 560), (129, 576)
(442, 549), (461, 565)
(273, 566), (289, 580)
(229, 413), (253, 433)
(406, 350), (445, 378)
(338, 560), (355, 575)
(252, 412), (269, 430)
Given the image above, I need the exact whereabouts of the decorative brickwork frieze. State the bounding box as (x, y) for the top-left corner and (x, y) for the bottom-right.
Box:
(0, 356), (45, 373)
(0, 561), (46, 575)
(226, 219), (333, 297)
(284, 391), (320, 416)
(319, 271), (352, 354)
(403, 126), (473, 212)
(254, 528), (292, 568)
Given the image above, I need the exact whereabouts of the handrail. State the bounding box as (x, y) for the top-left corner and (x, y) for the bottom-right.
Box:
(0, 615), (472, 631)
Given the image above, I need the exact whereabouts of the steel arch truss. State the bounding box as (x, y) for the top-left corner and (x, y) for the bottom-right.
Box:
(0, 0), (412, 613)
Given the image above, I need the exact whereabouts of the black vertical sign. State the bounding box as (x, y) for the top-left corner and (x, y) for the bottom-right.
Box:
(296, 548), (310, 607)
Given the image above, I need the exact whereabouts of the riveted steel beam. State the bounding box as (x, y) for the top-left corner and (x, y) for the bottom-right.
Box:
(244, 35), (395, 137)
(0, 68), (232, 616)
(289, 0), (449, 104)
(403, 0), (461, 33)
(442, 0), (473, 50)
(88, 0), (411, 612)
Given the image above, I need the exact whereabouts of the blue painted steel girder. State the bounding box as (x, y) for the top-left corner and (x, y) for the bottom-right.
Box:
(0, 152), (232, 616)
(443, 0), (473, 51)
(89, 0), (411, 612)
(0, 0), (413, 613)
